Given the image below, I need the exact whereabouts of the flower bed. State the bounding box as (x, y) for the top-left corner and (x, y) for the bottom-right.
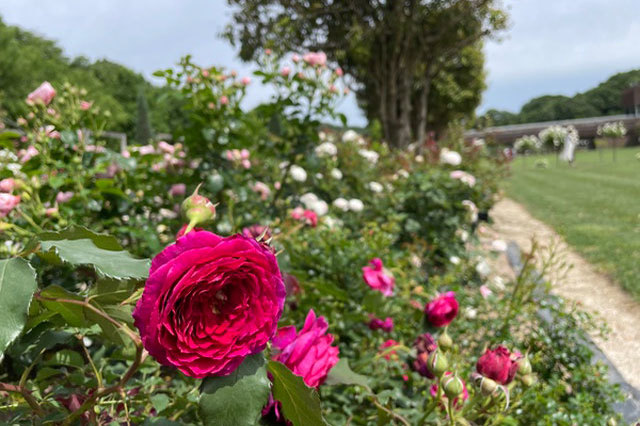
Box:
(0, 52), (622, 425)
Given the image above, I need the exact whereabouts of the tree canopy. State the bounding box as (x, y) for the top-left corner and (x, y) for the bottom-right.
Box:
(476, 69), (640, 128)
(225, 0), (507, 147)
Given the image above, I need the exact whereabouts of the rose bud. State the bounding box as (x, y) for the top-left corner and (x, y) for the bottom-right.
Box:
(476, 345), (519, 385)
(480, 377), (498, 395)
(442, 374), (465, 400)
(425, 292), (458, 327)
(427, 350), (448, 378)
(438, 332), (453, 350)
(520, 374), (534, 387)
(517, 356), (532, 375)
(182, 185), (217, 233)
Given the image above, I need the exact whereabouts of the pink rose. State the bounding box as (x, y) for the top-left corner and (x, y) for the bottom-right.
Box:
(264, 48), (272, 55)
(430, 372), (468, 408)
(272, 309), (339, 387)
(303, 51), (327, 67)
(80, 101), (92, 110)
(476, 346), (520, 385)
(241, 159), (251, 169)
(241, 77), (251, 86)
(251, 182), (271, 201)
(0, 193), (20, 217)
(368, 315), (393, 332)
(45, 207), (59, 217)
(291, 207), (317, 227)
(138, 145), (156, 156)
(362, 258), (394, 297)
(133, 230), (286, 378)
(335, 67), (344, 77)
(169, 183), (186, 197)
(18, 146), (39, 163)
(479, 285), (492, 299)
(281, 66), (291, 77)
(424, 291), (458, 327)
(379, 339), (399, 361)
(158, 141), (175, 154)
(0, 178), (15, 193)
(292, 54), (300, 63)
(56, 191), (74, 204)
(240, 148), (250, 160)
(27, 81), (56, 105)
(450, 170), (476, 187)
(220, 95), (229, 105)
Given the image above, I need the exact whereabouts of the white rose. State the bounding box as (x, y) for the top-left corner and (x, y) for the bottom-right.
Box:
(300, 192), (319, 207)
(368, 181), (384, 193)
(491, 239), (508, 252)
(315, 142), (338, 157)
(342, 129), (359, 143)
(358, 149), (379, 164)
(348, 198), (364, 212)
(289, 165), (307, 182)
(332, 197), (349, 211)
(310, 200), (329, 216)
(449, 256), (461, 265)
(330, 168), (343, 180)
(476, 259), (491, 277)
(440, 148), (462, 166)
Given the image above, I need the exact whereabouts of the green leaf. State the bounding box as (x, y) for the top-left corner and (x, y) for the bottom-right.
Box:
(38, 226), (123, 250)
(199, 353), (271, 426)
(267, 360), (325, 426)
(44, 349), (84, 368)
(38, 230), (150, 280)
(38, 285), (87, 327)
(0, 258), (38, 360)
(324, 359), (369, 388)
(151, 393), (171, 413)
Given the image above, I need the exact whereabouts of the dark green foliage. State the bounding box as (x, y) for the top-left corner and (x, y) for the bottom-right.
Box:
(477, 69), (640, 127)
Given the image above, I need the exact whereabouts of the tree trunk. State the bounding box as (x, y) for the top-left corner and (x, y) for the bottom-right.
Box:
(415, 75), (432, 145)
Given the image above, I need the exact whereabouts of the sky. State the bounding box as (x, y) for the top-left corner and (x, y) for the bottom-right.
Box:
(1, 1), (640, 125)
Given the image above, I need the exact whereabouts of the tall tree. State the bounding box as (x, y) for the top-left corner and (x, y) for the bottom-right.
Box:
(225, 0), (506, 147)
(135, 89), (153, 144)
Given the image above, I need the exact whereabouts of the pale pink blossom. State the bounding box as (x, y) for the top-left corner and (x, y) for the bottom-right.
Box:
(0, 193), (20, 217)
(27, 81), (56, 105)
(45, 207), (58, 217)
(281, 66), (291, 77)
(0, 178), (16, 193)
(251, 182), (271, 200)
(80, 101), (92, 110)
(56, 191), (74, 204)
(169, 183), (186, 197)
(220, 95), (229, 105)
(241, 76), (251, 85)
(480, 285), (492, 299)
(138, 145), (156, 156)
(18, 146), (39, 163)
(450, 170), (476, 187)
(335, 67), (344, 77)
(158, 141), (175, 154)
(292, 54), (300, 63)
(303, 51), (327, 67)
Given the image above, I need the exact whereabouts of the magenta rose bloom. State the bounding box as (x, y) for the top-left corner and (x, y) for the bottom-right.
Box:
(425, 291), (458, 327)
(362, 258), (395, 297)
(133, 230), (286, 378)
(476, 345), (520, 385)
(272, 309), (339, 388)
(368, 315), (394, 332)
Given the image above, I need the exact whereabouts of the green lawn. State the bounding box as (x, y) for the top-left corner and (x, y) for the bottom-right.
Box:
(505, 147), (640, 299)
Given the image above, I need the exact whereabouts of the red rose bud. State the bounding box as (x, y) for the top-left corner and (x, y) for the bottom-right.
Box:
(476, 346), (519, 385)
(425, 291), (458, 327)
(438, 332), (453, 349)
(442, 374), (465, 400)
(427, 350), (448, 378)
(181, 185), (217, 234)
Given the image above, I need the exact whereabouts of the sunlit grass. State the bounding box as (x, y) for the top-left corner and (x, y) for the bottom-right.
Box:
(505, 147), (640, 299)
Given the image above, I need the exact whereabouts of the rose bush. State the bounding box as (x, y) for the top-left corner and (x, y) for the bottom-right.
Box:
(0, 50), (623, 425)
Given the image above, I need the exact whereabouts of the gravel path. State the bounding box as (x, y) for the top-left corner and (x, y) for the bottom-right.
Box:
(484, 198), (640, 390)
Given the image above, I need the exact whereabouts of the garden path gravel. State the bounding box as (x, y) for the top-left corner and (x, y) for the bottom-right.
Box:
(482, 197), (640, 390)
